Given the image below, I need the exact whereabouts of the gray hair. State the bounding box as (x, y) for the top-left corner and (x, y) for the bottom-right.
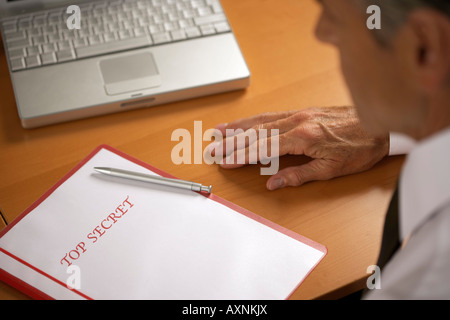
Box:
(355, 0), (450, 45)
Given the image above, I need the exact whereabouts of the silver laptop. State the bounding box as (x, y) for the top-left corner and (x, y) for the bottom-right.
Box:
(0, 0), (250, 128)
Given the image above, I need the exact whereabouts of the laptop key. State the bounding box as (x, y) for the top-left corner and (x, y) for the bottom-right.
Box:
(5, 30), (26, 43)
(10, 57), (25, 71)
(149, 24), (164, 34)
(7, 38), (30, 49)
(179, 19), (194, 29)
(73, 38), (88, 48)
(152, 32), (171, 44)
(40, 52), (57, 65)
(57, 40), (72, 51)
(2, 22), (17, 34)
(193, 13), (226, 25)
(28, 27), (42, 37)
(171, 29), (187, 41)
(48, 33), (62, 42)
(18, 19), (32, 30)
(32, 35), (47, 45)
(197, 6), (213, 17)
(133, 27), (147, 37)
(56, 49), (75, 62)
(75, 36), (151, 59)
(25, 55), (41, 68)
(118, 29), (132, 40)
(41, 43), (56, 53)
(33, 15), (47, 27)
(8, 48), (26, 59)
(185, 27), (201, 38)
(200, 24), (216, 36)
(88, 34), (103, 45)
(42, 25), (57, 34)
(208, 0), (224, 14)
(27, 46), (41, 56)
(214, 21), (230, 33)
(103, 32), (117, 42)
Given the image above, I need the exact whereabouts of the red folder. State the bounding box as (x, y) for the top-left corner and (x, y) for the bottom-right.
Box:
(0, 145), (326, 300)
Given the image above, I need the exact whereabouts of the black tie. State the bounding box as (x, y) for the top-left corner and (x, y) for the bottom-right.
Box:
(344, 186), (402, 299)
(376, 186), (401, 270)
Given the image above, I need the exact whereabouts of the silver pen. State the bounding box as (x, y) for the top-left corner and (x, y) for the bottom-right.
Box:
(94, 167), (212, 194)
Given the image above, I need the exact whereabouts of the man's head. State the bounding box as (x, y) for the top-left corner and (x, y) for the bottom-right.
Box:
(315, 0), (450, 140)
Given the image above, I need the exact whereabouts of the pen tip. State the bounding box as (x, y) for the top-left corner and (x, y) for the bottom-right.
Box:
(94, 167), (110, 174)
(201, 185), (212, 194)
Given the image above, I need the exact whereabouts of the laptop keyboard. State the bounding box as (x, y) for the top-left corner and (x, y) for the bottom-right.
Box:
(1, 0), (231, 72)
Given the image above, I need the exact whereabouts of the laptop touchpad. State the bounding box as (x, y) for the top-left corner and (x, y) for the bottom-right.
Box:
(99, 53), (162, 96)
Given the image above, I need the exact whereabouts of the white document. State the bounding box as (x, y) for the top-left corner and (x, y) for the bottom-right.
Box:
(0, 145), (326, 300)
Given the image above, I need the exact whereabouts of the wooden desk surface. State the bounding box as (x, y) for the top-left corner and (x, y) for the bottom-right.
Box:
(0, 0), (403, 300)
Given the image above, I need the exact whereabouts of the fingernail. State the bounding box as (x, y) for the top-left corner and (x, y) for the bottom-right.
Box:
(268, 178), (285, 191)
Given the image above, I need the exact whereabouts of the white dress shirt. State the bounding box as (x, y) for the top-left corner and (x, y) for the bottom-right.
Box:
(364, 128), (450, 299)
(388, 132), (416, 156)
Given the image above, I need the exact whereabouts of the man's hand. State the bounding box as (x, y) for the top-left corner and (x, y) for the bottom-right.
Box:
(211, 106), (389, 190)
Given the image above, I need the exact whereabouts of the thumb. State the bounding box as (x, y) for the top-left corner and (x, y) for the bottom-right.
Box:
(266, 159), (336, 190)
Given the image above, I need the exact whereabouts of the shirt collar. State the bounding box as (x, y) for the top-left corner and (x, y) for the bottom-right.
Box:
(400, 127), (450, 240)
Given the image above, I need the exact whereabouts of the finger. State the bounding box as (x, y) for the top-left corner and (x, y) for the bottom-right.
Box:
(204, 132), (247, 160)
(206, 128), (262, 159)
(214, 126), (273, 158)
(219, 134), (287, 169)
(213, 115), (300, 158)
(215, 110), (299, 136)
(266, 159), (337, 190)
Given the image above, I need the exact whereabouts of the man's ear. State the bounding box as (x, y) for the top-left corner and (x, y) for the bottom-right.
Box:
(407, 9), (450, 93)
